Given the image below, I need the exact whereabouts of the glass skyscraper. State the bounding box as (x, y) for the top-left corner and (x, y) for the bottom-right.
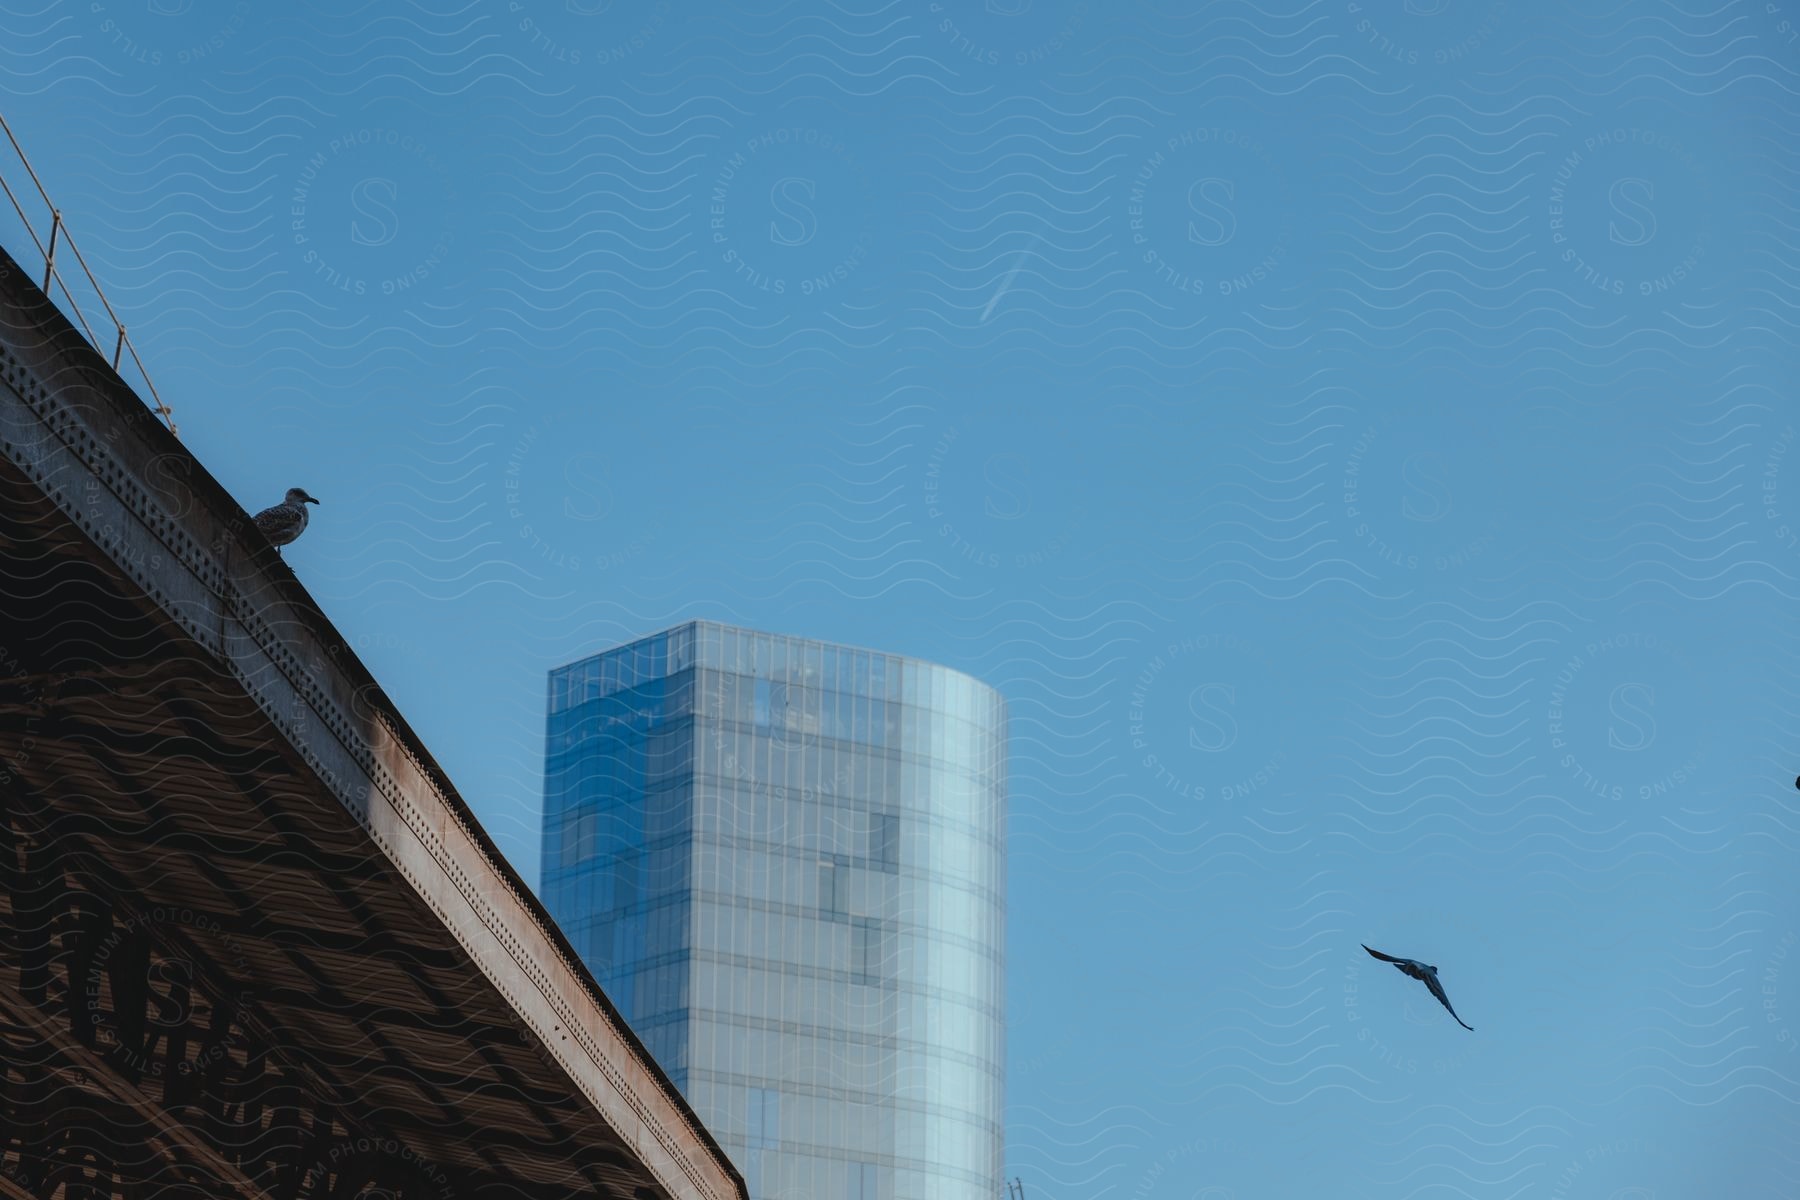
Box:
(541, 621), (1006, 1200)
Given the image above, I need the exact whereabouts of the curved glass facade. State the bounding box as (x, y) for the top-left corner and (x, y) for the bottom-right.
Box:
(542, 620), (1006, 1200)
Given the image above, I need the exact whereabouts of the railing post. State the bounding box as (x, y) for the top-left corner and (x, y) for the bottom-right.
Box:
(1, 119), (182, 438)
(42, 208), (60, 292)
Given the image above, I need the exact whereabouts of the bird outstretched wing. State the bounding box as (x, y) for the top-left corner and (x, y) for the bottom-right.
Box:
(1422, 973), (1474, 1031)
(1364, 943), (1474, 1030)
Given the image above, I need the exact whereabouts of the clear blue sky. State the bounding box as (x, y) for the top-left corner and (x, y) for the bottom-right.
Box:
(2, 0), (1796, 1194)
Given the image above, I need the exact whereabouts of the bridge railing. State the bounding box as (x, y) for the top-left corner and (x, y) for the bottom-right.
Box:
(0, 112), (178, 437)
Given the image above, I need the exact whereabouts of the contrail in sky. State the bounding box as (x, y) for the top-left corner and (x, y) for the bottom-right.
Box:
(979, 231), (1044, 324)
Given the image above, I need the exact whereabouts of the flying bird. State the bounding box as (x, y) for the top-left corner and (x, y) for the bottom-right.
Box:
(253, 487), (320, 553)
(1362, 943), (1474, 1031)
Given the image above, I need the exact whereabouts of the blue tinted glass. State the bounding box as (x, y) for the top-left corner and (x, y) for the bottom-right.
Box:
(545, 625), (1004, 1200)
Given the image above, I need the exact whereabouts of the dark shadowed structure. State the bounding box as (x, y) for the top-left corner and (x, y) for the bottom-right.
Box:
(0, 241), (748, 1200)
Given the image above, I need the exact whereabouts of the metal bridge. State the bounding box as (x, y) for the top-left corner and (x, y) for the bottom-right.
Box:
(0, 229), (745, 1200)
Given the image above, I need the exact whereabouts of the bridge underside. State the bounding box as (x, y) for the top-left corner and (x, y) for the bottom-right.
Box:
(0, 456), (673, 1199)
(0, 242), (737, 1200)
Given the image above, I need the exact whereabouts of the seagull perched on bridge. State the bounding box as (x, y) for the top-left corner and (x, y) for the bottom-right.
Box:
(1362, 944), (1475, 1031)
(253, 487), (320, 553)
